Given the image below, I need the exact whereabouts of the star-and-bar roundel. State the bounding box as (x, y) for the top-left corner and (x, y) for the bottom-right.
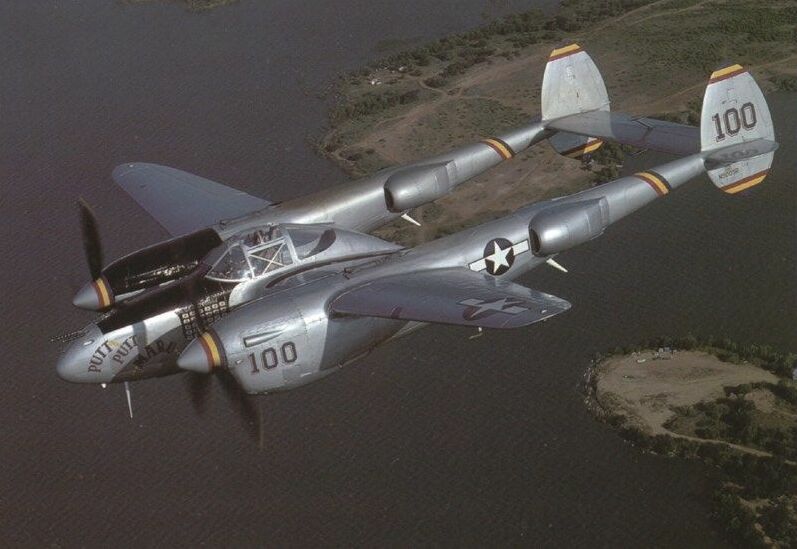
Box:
(468, 237), (530, 276)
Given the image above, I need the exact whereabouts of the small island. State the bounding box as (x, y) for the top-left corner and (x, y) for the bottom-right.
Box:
(585, 338), (796, 547)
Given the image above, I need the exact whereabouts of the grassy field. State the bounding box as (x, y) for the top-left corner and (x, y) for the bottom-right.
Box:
(320, 0), (797, 245)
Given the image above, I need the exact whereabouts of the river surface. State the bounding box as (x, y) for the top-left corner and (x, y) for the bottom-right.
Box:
(1, 1), (794, 547)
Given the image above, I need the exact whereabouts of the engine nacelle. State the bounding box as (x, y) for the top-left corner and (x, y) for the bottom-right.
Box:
(529, 198), (609, 255)
(180, 277), (406, 395)
(104, 228), (222, 294)
(383, 162), (454, 212)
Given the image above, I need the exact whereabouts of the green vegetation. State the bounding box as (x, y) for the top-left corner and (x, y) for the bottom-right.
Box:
(328, 89), (422, 127)
(589, 142), (634, 184)
(771, 75), (797, 92)
(666, 382), (797, 461)
(328, 1), (666, 128)
(328, 0), (797, 128)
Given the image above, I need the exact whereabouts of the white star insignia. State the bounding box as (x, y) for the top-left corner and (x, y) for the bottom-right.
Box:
(485, 242), (511, 274)
(460, 297), (528, 318)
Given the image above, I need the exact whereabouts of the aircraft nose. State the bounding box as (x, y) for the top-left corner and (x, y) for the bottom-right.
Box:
(55, 326), (111, 383)
(178, 331), (226, 374)
(56, 340), (91, 383)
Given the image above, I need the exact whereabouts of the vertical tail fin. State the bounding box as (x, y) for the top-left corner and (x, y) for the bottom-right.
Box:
(700, 64), (775, 194)
(541, 44), (609, 159)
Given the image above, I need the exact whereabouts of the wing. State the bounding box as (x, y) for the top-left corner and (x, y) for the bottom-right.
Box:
(112, 163), (272, 236)
(547, 111), (700, 156)
(330, 268), (571, 329)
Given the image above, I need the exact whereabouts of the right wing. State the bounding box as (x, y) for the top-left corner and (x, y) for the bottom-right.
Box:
(547, 110), (700, 156)
(330, 268), (571, 329)
(113, 163), (272, 236)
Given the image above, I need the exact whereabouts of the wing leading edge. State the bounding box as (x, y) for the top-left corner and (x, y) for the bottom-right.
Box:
(112, 163), (272, 236)
(331, 268), (571, 329)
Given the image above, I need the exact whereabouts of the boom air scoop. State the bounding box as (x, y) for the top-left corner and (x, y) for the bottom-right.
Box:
(700, 64), (776, 194)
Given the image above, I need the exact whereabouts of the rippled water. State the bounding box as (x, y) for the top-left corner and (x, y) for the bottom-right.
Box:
(1, 1), (793, 546)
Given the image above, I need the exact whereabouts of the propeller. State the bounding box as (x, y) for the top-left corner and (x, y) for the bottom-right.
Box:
(184, 372), (212, 416)
(77, 198), (104, 280)
(181, 272), (262, 443)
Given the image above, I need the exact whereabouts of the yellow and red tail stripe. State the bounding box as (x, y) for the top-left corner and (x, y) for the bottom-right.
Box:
(722, 170), (768, 194)
(562, 138), (603, 159)
(198, 330), (226, 370)
(549, 43), (582, 62)
(92, 276), (113, 309)
(708, 64), (746, 85)
(635, 171), (671, 196)
(482, 137), (515, 160)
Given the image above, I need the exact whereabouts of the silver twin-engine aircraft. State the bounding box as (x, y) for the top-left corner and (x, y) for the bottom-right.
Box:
(57, 45), (776, 408)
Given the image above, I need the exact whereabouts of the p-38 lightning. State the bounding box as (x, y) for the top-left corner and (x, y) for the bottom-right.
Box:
(57, 46), (776, 412)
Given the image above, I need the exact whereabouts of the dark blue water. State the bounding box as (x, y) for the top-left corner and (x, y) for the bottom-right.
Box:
(1, 1), (793, 546)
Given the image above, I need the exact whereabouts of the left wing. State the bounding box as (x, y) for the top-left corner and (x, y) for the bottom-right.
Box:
(330, 268), (570, 329)
(113, 163), (272, 236)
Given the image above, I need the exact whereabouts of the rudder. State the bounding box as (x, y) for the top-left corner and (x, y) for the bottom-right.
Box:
(542, 43), (609, 159)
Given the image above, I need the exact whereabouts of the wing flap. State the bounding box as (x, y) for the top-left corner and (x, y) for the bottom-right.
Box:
(113, 163), (272, 236)
(547, 111), (700, 156)
(331, 269), (571, 329)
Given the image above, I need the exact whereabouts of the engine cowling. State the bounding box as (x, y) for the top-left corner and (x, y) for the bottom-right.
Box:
(73, 228), (224, 311)
(529, 198), (609, 255)
(383, 162), (454, 212)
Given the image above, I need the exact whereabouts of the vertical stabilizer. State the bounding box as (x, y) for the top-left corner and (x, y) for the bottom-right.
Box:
(541, 44), (609, 159)
(701, 64), (775, 194)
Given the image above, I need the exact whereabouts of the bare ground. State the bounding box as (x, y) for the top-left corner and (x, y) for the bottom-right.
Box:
(592, 351), (789, 459)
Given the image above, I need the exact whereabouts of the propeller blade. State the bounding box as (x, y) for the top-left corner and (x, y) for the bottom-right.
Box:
(216, 369), (260, 443)
(77, 198), (104, 280)
(184, 372), (212, 416)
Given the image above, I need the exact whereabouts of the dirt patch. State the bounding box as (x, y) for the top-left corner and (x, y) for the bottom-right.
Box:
(594, 351), (778, 436)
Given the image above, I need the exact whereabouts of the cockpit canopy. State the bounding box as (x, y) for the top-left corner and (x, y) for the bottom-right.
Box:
(206, 225), (336, 282)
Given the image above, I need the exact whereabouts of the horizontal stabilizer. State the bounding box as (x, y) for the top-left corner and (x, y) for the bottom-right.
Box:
(546, 111), (700, 156)
(331, 268), (571, 329)
(113, 163), (272, 236)
(702, 138), (778, 170)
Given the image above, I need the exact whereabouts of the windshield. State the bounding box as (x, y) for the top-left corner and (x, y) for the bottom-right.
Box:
(207, 227), (294, 282)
